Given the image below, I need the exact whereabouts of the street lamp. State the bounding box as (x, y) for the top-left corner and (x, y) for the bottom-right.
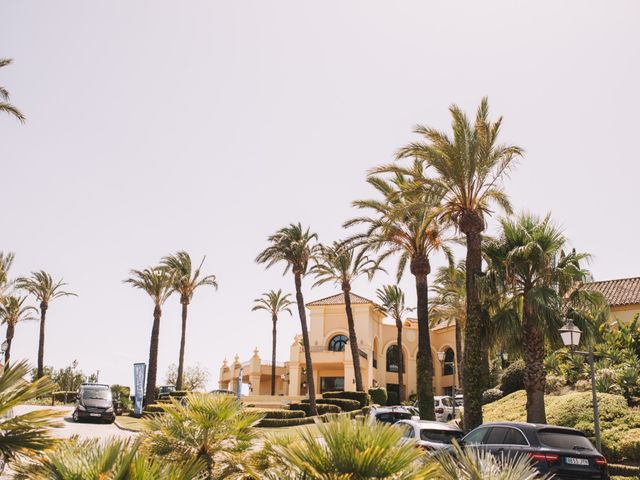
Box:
(437, 350), (457, 421)
(559, 318), (601, 452)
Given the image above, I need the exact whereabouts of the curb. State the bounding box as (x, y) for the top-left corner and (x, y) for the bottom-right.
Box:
(114, 418), (141, 433)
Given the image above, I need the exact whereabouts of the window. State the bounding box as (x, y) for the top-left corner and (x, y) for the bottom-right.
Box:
(463, 427), (489, 445)
(320, 377), (344, 393)
(420, 429), (463, 444)
(328, 335), (348, 352)
(441, 397), (452, 407)
(443, 348), (455, 376)
(504, 428), (528, 446)
(386, 345), (405, 372)
(537, 429), (592, 450)
(375, 411), (412, 424)
(485, 427), (509, 445)
(398, 423), (414, 438)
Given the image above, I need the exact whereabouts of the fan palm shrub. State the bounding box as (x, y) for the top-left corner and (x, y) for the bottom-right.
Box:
(252, 289), (293, 395)
(0, 295), (37, 366)
(160, 251), (218, 391)
(0, 59), (25, 122)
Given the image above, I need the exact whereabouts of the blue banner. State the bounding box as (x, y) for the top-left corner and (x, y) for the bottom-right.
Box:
(133, 363), (146, 416)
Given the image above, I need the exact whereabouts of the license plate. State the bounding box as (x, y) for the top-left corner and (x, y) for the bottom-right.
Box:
(565, 457), (589, 466)
(89, 413), (101, 417)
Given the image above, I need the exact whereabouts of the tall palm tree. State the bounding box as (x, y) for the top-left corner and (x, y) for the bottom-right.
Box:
(394, 98), (523, 430)
(483, 213), (593, 423)
(311, 241), (379, 392)
(160, 251), (218, 391)
(16, 272), (76, 379)
(124, 267), (173, 405)
(0, 252), (15, 299)
(374, 285), (413, 402)
(0, 59), (25, 123)
(256, 223), (320, 416)
(252, 289), (293, 395)
(0, 295), (38, 366)
(346, 164), (451, 420)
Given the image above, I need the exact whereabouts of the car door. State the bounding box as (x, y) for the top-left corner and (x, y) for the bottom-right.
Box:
(462, 426), (491, 454)
(483, 426), (530, 460)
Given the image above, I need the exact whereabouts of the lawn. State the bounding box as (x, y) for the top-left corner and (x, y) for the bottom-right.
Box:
(115, 414), (144, 432)
(256, 423), (319, 440)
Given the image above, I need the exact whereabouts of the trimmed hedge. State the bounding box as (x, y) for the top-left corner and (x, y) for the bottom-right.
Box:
(257, 416), (315, 428)
(322, 391), (370, 408)
(301, 398), (361, 412)
(143, 404), (165, 414)
(368, 387), (387, 406)
(499, 360), (525, 395)
(482, 388), (504, 405)
(247, 408), (305, 419)
(609, 463), (640, 477)
(52, 391), (77, 403)
(289, 403), (341, 416)
(169, 390), (189, 398)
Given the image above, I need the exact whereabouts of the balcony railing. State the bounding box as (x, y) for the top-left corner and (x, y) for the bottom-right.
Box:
(308, 346), (368, 360)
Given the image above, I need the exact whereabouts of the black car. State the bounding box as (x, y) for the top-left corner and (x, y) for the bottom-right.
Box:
(72, 383), (116, 423)
(462, 422), (608, 479)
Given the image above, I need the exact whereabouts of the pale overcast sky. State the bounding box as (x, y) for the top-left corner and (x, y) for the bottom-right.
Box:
(2, 1), (639, 389)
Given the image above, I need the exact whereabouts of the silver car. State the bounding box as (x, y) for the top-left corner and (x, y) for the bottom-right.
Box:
(396, 419), (463, 452)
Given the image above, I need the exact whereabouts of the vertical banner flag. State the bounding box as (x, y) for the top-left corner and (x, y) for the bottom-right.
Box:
(133, 363), (146, 416)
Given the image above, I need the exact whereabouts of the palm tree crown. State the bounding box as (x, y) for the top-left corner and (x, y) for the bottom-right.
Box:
(255, 223), (319, 276)
(0, 59), (25, 123)
(375, 284), (412, 324)
(160, 251), (218, 304)
(16, 271), (76, 308)
(124, 268), (173, 307)
(0, 295), (38, 366)
(252, 289), (294, 318)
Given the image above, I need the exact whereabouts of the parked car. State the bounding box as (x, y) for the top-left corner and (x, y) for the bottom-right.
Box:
(396, 419), (464, 452)
(461, 422), (609, 479)
(369, 406), (416, 424)
(157, 384), (176, 400)
(413, 396), (459, 423)
(72, 383), (116, 423)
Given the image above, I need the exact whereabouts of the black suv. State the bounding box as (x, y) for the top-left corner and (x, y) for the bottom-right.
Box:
(72, 383), (116, 423)
(462, 422), (609, 479)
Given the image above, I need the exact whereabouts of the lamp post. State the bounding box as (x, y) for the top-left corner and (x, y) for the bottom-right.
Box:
(559, 318), (601, 452)
(437, 350), (456, 421)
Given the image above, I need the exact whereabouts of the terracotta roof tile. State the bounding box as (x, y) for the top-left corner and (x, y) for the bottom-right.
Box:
(583, 277), (640, 307)
(306, 292), (374, 307)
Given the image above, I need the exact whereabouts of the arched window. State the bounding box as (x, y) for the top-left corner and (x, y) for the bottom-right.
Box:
(443, 348), (455, 375)
(328, 335), (348, 352)
(386, 345), (405, 373)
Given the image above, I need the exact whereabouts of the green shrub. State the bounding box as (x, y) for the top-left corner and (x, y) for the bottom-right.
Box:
(52, 391), (77, 403)
(257, 416), (315, 428)
(322, 391), (370, 408)
(301, 398), (361, 412)
(481, 388), (503, 405)
(289, 403), (341, 416)
(247, 408), (305, 419)
(609, 463), (640, 476)
(169, 390), (189, 398)
(368, 387), (387, 406)
(143, 404), (165, 414)
(386, 391), (399, 406)
(499, 360), (525, 394)
(545, 375), (566, 395)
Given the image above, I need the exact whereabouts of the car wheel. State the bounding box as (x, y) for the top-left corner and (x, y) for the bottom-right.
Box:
(72, 410), (79, 422)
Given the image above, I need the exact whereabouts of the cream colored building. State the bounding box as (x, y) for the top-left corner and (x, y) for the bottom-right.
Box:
(584, 277), (640, 324)
(218, 292), (457, 400)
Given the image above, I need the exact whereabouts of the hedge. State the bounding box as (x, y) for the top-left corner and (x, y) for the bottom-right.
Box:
(289, 403), (341, 416)
(609, 463), (640, 477)
(143, 404), (165, 414)
(301, 398), (361, 412)
(169, 391), (189, 398)
(257, 416), (316, 428)
(52, 391), (77, 403)
(322, 391), (370, 408)
(368, 387), (387, 406)
(482, 388), (504, 405)
(247, 408), (305, 419)
(499, 360), (525, 395)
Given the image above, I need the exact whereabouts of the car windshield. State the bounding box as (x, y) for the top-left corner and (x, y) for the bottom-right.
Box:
(538, 429), (594, 450)
(81, 387), (112, 401)
(375, 412), (412, 424)
(420, 429), (462, 444)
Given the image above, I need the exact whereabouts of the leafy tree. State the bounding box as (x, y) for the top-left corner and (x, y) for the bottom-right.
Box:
(393, 98), (523, 430)
(16, 271), (76, 379)
(0, 295), (37, 366)
(124, 267), (173, 405)
(0, 59), (25, 123)
(312, 241), (379, 392)
(160, 251), (218, 391)
(164, 363), (210, 391)
(256, 223), (320, 415)
(374, 285), (413, 402)
(252, 289), (293, 395)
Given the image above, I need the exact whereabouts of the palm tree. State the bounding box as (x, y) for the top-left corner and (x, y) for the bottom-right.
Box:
(346, 164), (451, 420)
(252, 289), (293, 395)
(0, 295), (38, 366)
(160, 251), (218, 391)
(483, 213), (593, 423)
(311, 241), (379, 392)
(0, 59), (25, 123)
(0, 252), (15, 299)
(394, 98), (523, 430)
(0, 360), (63, 471)
(16, 272), (76, 379)
(374, 285), (413, 402)
(144, 393), (263, 479)
(124, 267), (173, 405)
(256, 223), (320, 416)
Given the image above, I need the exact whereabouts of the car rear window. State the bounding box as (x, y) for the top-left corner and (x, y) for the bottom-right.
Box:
(538, 429), (594, 450)
(420, 429), (462, 444)
(376, 412), (412, 424)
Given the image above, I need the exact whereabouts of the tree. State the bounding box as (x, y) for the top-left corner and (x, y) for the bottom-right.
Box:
(124, 267), (173, 405)
(347, 163), (451, 420)
(256, 223), (320, 416)
(374, 285), (413, 402)
(0, 59), (25, 123)
(395, 98), (523, 430)
(0, 295), (37, 366)
(252, 289), (293, 395)
(160, 251), (218, 391)
(16, 272), (76, 379)
(164, 363), (210, 391)
(483, 213), (594, 423)
(311, 241), (379, 392)
(144, 393), (263, 479)
(0, 252), (15, 299)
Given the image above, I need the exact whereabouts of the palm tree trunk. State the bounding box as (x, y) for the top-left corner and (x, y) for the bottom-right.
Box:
(4, 323), (15, 367)
(37, 302), (48, 379)
(462, 230), (483, 431)
(455, 320), (463, 394)
(146, 305), (162, 405)
(343, 286), (364, 392)
(396, 319), (404, 403)
(271, 314), (277, 396)
(413, 264), (435, 420)
(176, 302), (188, 391)
(294, 272), (317, 416)
(523, 293), (547, 423)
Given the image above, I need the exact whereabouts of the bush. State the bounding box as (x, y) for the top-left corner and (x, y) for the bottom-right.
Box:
(247, 408), (305, 419)
(499, 360), (525, 394)
(169, 390), (189, 398)
(481, 388), (503, 405)
(52, 391), (77, 403)
(545, 375), (566, 395)
(143, 404), (165, 414)
(608, 463), (640, 476)
(301, 398), (361, 412)
(289, 403), (341, 416)
(257, 416), (315, 428)
(322, 391), (370, 408)
(386, 391), (399, 406)
(368, 387), (387, 406)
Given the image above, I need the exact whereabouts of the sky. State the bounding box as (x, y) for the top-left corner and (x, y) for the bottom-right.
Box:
(2, 1), (639, 390)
